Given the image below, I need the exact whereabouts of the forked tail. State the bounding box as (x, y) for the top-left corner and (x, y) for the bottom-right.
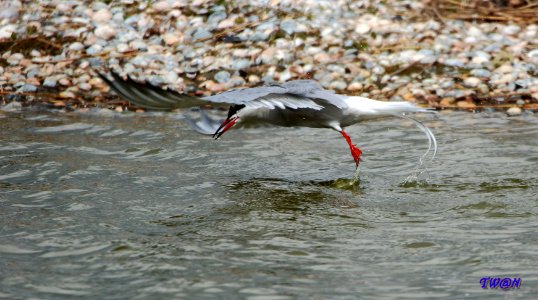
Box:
(398, 115), (438, 163)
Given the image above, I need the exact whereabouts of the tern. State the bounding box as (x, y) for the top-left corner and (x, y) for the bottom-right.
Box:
(99, 72), (437, 168)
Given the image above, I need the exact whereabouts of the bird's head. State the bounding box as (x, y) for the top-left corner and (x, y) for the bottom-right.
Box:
(213, 104), (245, 139)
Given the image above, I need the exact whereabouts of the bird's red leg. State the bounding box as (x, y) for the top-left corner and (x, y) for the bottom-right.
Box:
(340, 130), (362, 167)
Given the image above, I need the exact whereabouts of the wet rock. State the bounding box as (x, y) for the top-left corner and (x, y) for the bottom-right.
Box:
(1, 101), (22, 112)
(506, 106), (522, 116)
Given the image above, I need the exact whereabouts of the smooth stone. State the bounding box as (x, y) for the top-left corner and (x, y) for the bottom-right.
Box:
(152, 0), (170, 11)
(94, 25), (116, 40)
(17, 84), (37, 93)
(470, 69), (491, 77)
(477, 84), (489, 94)
(92, 8), (112, 23)
(502, 25), (520, 36)
(79, 83), (92, 90)
(330, 80), (347, 90)
(1, 101), (22, 111)
(280, 19), (297, 35)
(355, 23), (370, 34)
(7, 53), (24, 65)
(69, 42), (85, 51)
(506, 106), (522, 116)
(86, 44), (103, 55)
(248, 75), (260, 84)
(192, 28), (212, 41)
(214, 70), (230, 83)
(162, 32), (182, 45)
(116, 43), (130, 53)
(347, 82), (363, 92)
(444, 59), (465, 68)
(0, 24), (17, 39)
(495, 64), (513, 74)
(230, 59), (250, 70)
(463, 77), (481, 88)
(456, 101), (477, 109)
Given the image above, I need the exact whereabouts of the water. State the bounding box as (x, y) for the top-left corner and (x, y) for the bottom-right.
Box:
(1, 109), (537, 299)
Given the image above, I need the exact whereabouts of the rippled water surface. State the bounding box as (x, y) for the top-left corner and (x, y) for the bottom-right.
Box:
(1, 109), (537, 299)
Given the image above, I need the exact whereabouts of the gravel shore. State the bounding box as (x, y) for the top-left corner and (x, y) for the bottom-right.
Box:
(1, 0), (537, 114)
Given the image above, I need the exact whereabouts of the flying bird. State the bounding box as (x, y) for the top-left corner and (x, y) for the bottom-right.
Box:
(99, 72), (437, 168)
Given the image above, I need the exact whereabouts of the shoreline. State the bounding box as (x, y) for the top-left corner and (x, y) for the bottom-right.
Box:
(1, 0), (537, 115)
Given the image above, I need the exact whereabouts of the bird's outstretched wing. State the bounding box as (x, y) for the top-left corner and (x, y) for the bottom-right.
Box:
(98, 72), (213, 110)
(99, 72), (348, 111)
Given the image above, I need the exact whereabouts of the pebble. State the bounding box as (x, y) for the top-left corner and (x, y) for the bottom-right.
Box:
(152, 1), (170, 11)
(0, 0), (536, 112)
(0, 24), (17, 39)
(330, 80), (347, 90)
(162, 32), (182, 45)
(92, 8), (112, 23)
(463, 77), (481, 88)
(470, 69), (491, 77)
(68, 42), (85, 51)
(440, 97), (455, 107)
(59, 78), (71, 86)
(214, 71), (230, 83)
(347, 82), (363, 92)
(1, 101), (22, 111)
(94, 25), (116, 40)
(506, 106), (522, 116)
(355, 23), (371, 34)
(17, 84), (37, 93)
(248, 75), (260, 84)
(43, 77), (58, 87)
(79, 83), (92, 90)
(457, 101), (477, 109)
(495, 64), (513, 74)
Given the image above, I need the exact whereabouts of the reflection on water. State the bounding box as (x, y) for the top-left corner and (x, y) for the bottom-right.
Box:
(0, 109), (537, 298)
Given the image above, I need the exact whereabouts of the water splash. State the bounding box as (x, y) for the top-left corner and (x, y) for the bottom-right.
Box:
(351, 165), (361, 185)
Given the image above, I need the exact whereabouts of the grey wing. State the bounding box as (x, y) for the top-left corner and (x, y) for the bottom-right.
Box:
(281, 80), (349, 109)
(100, 72), (347, 111)
(207, 79), (348, 110)
(99, 72), (228, 110)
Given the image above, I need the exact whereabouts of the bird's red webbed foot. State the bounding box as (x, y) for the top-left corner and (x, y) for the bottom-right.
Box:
(340, 130), (362, 167)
